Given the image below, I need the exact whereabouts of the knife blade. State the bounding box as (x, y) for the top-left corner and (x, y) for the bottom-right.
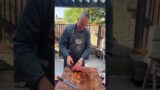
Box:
(57, 77), (80, 90)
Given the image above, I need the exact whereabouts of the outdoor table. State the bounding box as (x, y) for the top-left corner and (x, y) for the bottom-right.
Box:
(55, 67), (105, 90)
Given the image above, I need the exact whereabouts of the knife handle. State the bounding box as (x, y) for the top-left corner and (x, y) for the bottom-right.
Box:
(57, 77), (63, 81)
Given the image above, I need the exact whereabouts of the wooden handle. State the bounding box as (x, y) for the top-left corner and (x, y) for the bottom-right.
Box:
(57, 77), (63, 81)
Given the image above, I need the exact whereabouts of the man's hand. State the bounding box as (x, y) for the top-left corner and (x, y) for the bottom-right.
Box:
(75, 59), (83, 66)
(38, 76), (54, 90)
(67, 55), (74, 66)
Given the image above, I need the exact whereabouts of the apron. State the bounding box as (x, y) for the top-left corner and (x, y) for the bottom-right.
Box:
(64, 25), (86, 67)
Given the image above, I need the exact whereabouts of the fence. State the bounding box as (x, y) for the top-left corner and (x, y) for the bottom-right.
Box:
(54, 24), (105, 47)
(0, 0), (27, 48)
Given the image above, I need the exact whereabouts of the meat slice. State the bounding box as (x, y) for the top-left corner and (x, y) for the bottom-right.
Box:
(71, 65), (84, 72)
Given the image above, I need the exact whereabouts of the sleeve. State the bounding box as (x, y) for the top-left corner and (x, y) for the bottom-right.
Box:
(13, 0), (51, 85)
(59, 26), (70, 58)
(81, 30), (91, 60)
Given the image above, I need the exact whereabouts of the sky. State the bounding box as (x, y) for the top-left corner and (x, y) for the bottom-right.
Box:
(55, 7), (68, 19)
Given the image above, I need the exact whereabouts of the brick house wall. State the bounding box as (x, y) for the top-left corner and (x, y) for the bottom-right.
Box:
(111, 0), (138, 76)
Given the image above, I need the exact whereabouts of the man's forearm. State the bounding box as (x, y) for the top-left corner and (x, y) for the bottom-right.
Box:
(81, 30), (90, 60)
(59, 26), (70, 58)
(59, 44), (69, 58)
(81, 48), (90, 60)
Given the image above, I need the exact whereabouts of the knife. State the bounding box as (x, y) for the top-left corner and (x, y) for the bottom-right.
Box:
(57, 77), (80, 90)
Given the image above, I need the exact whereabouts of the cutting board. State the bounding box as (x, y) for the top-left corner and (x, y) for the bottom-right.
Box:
(55, 67), (105, 90)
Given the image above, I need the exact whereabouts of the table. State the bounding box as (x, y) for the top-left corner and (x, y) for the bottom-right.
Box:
(55, 67), (105, 90)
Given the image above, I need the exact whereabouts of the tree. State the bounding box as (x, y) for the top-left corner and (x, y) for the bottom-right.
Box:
(64, 8), (105, 24)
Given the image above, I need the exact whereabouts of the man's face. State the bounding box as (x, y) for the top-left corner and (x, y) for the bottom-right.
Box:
(77, 16), (89, 31)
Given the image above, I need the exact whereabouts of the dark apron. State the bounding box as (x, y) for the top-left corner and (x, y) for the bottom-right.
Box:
(64, 27), (86, 67)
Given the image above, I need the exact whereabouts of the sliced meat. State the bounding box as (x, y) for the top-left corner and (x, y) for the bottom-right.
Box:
(71, 65), (84, 72)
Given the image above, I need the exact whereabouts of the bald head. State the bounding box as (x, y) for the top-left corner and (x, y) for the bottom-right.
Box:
(79, 11), (90, 19)
(77, 11), (90, 31)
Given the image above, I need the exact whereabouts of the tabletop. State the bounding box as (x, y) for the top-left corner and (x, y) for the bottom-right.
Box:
(55, 67), (105, 90)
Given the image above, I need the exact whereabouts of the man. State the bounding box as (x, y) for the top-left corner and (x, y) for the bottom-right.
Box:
(59, 12), (90, 67)
(13, 0), (54, 90)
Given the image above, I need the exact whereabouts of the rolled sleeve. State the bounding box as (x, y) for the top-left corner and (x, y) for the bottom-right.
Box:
(81, 30), (91, 60)
(59, 26), (70, 58)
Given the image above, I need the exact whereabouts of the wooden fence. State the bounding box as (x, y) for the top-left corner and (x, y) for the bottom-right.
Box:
(0, 0), (27, 48)
(54, 24), (105, 47)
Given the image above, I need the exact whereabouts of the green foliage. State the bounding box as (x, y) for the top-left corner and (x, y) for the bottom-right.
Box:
(64, 8), (105, 24)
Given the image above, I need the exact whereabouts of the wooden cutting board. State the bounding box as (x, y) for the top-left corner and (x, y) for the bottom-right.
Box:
(55, 67), (105, 90)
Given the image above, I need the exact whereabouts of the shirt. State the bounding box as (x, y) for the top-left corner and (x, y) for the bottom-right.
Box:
(59, 24), (91, 60)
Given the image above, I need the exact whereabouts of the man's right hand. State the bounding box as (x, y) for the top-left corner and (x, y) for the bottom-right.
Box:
(38, 76), (54, 90)
(67, 55), (74, 66)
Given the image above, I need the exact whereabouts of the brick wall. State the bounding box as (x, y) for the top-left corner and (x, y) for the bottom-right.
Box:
(111, 0), (138, 76)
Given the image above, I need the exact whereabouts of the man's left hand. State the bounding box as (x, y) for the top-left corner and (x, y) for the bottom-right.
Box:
(75, 59), (83, 66)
